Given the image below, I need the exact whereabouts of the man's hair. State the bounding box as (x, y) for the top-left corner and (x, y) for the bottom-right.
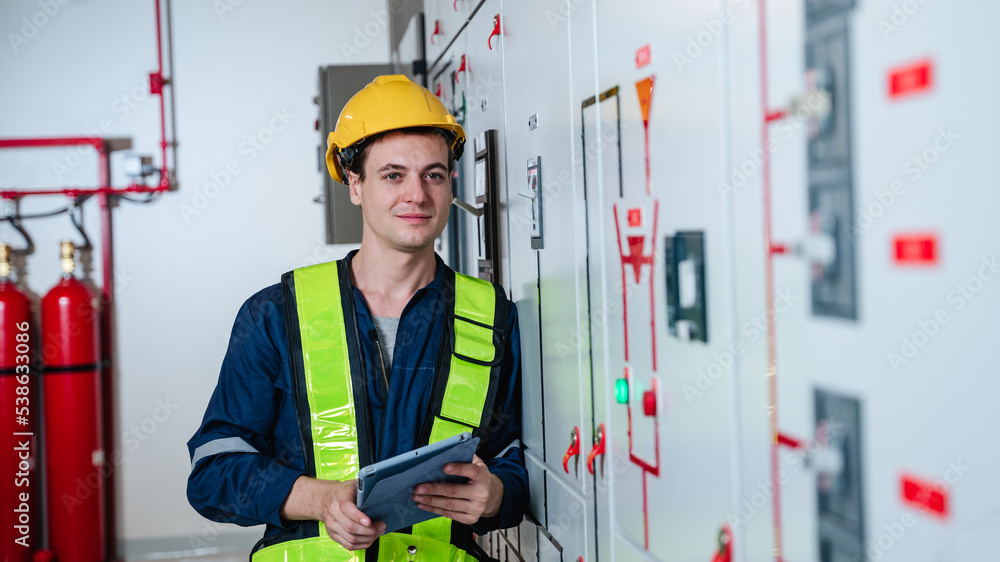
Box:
(346, 126), (455, 182)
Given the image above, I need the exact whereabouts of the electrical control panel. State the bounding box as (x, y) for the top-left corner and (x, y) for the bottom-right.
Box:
(807, 14), (856, 320)
(473, 129), (501, 282)
(394, 1), (1000, 561)
(815, 389), (864, 562)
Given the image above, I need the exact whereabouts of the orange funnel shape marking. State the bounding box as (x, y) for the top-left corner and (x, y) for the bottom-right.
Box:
(636, 76), (654, 123)
(636, 76), (654, 194)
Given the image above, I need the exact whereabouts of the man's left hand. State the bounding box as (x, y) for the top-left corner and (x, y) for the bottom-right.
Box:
(412, 455), (504, 525)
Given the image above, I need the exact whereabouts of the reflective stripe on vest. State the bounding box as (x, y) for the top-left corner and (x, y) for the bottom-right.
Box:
(253, 261), (503, 562)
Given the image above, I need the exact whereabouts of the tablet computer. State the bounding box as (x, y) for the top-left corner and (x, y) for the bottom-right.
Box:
(356, 432), (480, 533)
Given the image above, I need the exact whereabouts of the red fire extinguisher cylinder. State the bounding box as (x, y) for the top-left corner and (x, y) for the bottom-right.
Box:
(41, 240), (106, 562)
(1, 243), (37, 562)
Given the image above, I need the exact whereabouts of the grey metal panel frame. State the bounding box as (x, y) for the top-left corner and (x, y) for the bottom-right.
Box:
(319, 63), (394, 245)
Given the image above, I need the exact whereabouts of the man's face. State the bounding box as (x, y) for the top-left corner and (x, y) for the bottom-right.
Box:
(348, 131), (452, 253)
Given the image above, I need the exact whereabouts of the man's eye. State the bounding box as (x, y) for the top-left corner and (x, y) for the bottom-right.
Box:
(384, 173), (401, 181)
(426, 173), (445, 181)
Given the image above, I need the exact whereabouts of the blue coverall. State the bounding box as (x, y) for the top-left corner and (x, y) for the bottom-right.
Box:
(186, 251), (527, 554)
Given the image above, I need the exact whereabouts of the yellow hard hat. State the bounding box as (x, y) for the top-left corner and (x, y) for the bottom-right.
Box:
(325, 74), (465, 184)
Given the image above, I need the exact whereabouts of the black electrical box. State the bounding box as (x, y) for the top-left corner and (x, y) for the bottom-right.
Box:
(664, 231), (707, 343)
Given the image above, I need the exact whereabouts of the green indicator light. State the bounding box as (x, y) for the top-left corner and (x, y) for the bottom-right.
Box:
(615, 378), (629, 404)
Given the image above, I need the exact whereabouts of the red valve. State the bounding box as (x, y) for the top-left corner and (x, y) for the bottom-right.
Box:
(488, 14), (500, 50)
(435, 82), (442, 97)
(430, 20), (442, 44)
(710, 525), (733, 562)
(643, 389), (656, 417)
(454, 54), (466, 83)
(563, 426), (581, 473)
(587, 423), (606, 475)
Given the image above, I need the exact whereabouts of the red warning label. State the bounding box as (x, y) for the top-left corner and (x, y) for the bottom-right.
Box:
(894, 234), (937, 265)
(889, 59), (933, 99)
(627, 208), (642, 227)
(901, 473), (948, 517)
(636, 44), (652, 69)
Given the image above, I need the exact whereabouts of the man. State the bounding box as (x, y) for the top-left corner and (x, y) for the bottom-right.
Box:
(187, 75), (527, 561)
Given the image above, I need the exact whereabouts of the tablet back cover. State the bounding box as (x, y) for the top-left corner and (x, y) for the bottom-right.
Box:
(357, 434), (479, 533)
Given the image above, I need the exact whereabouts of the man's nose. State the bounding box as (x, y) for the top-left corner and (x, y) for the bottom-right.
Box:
(402, 176), (429, 204)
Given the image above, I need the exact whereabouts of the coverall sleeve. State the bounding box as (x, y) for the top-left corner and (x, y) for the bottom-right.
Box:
(186, 292), (302, 528)
(472, 302), (529, 533)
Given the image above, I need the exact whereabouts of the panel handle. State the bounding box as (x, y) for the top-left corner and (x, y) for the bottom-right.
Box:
(562, 426), (580, 473)
(587, 423), (606, 475)
(488, 14), (500, 50)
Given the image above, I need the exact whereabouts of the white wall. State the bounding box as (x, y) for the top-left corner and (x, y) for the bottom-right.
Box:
(0, 0), (389, 547)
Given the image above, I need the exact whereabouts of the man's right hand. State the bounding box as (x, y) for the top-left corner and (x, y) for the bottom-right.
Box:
(280, 476), (386, 551)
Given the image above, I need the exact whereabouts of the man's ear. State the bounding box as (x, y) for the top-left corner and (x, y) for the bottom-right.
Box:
(347, 171), (363, 206)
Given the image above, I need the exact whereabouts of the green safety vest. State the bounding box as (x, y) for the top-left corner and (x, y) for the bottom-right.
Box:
(251, 259), (508, 562)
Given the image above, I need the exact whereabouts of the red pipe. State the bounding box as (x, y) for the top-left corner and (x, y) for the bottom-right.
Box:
(96, 147), (118, 560)
(0, 186), (167, 199)
(613, 204), (629, 362)
(0, 138), (103, 150)
(153, 0), (170, 188)
(98, 189), (118, 559)
(758, 0), (784, 560)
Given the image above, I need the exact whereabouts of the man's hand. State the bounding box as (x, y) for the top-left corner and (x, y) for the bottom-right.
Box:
(281, 476), (386, 551)
(411, 455), (504, 525)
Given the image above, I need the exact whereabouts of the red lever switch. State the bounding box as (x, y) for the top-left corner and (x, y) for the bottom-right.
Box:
(587, 423), (606, 475)
(435, 82), (442, 97)
(488, 14), (500, 50)
(454, 54), (467, 83)
(710, 525), (733, 562)
(563, 426), (580, 474)
(430, 20), (442, 44)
